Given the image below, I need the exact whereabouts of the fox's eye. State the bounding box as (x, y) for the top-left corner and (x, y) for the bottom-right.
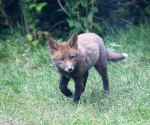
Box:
(60, 58), (64, 61)
(70, 56), (75, 59)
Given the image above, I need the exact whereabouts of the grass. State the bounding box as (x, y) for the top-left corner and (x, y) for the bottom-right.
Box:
(0, 24), (150, 125)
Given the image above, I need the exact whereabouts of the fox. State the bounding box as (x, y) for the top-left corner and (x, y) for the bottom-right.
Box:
(48, 32), (128, 102)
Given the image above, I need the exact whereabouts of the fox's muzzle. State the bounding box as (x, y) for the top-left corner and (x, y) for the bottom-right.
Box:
(64, 65), (75, 73)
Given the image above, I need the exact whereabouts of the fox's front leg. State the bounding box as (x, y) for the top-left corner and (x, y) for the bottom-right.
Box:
(74, 82), (83, 102)
(74, 74), (88, 102)
(59, 75), (73, 97)
(74, 78), (84, 102)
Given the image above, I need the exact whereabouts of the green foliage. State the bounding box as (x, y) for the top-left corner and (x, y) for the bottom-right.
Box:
(0, 0), (1, 4)
(18, 0), (48, 47)
(0, 0), (150, 41)
(0, 0), (4, 8)
(21, 0), (47, 29)
(29, 2), (47, 13)
(145, 5), (150, 15)
(23, 29), (49, 46)
(61, 0), (101, 35)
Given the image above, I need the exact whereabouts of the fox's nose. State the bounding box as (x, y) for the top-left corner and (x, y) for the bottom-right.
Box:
(68, 68), (73, 71)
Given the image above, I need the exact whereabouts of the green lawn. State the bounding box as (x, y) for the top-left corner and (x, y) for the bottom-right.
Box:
(0, 24), (150, 125)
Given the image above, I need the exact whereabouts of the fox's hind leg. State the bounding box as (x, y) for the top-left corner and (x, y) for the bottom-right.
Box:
(59, 75), (73, 97)
(94, 61), (109, 92)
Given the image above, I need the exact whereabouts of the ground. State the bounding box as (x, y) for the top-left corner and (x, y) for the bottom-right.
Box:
(0, 24), (150, 125)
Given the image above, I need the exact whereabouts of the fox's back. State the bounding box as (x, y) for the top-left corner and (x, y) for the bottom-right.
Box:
(78, 33), (106, 53)
(78, 33), (103, 45)
(77, 33), (107, 69)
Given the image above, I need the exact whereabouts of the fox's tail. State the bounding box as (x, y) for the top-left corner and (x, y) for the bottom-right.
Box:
(106, 49), (128, 62)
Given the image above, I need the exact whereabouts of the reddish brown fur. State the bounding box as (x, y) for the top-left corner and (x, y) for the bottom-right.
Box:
(48, 32), (127, 102)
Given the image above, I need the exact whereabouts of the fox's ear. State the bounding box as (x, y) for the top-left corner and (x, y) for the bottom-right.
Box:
(68, 32), (78, 48)
(48, 37), (59, 54)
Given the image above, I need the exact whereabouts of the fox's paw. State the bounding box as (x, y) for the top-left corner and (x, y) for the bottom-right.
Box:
(68, 95), (73, 98)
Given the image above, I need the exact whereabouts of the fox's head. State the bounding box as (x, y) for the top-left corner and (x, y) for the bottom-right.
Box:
(48, 33), (78, 73)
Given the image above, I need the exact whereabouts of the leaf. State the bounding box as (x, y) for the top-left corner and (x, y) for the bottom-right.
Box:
(26, 34), (32, 42)
(80, 0), (86, 7)
(80, 17), (86, 27)
(27, 16), (33, 23)
(29, 4), (37, 9)
(88, 7), (98, 22)
(32, 40), (39, 46)
(145, 5), (150, 15)
(74, 22), (82, 28)
(35, 19), (39, 23)
(67, 19), (82, 28)
(89, 0), (96, 5)
(57, 39), (63, 42)
(92, 22), (102, 32)
(36, 6), (42, 12)
(29, 23), (35, 29)
(36, 2), (47, 12)
(66, 19), (74, 27)
(42, 31), (49, 35)
(117, 8), (125, 13)
(24, 0), (30, 3)
(117, 8), (128, 14)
